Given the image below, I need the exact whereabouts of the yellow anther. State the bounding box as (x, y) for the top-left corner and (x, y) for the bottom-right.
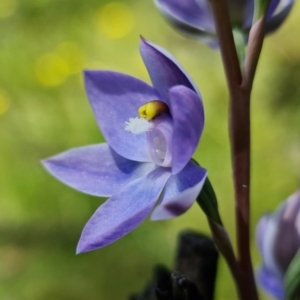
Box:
(138, 100), (169, 120)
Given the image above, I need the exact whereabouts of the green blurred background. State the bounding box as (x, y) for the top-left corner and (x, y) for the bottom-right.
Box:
(0, 0), (299, 299)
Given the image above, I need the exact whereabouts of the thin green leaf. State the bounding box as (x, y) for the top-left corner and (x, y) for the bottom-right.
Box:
(196, 178), (222, 225)
(285, 249), (300, 300)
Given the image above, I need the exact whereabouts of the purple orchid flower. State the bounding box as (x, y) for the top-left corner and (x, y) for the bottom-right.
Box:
(42, 38), (207, 253)
(256, 190), (300, 300)
(155, 0), (294, 47)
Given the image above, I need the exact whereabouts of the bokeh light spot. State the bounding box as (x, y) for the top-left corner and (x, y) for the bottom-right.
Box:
(55, 42), (85, 74)
(0, 0), (17, 19)
(35, 53), (69, 87)
(96, 2), (134, 39)
(0, 90), (10, 115)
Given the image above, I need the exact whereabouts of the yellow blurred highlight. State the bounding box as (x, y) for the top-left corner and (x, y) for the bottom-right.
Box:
(35, 53), (69, 87)
(0, 90), (10, 115)
(96, 2), (134, 39)
(35, 42), (86, 87)
(0, 0), (17, 18)
(55, 42), (85, 74)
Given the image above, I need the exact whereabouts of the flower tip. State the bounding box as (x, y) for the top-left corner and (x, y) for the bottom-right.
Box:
(83, 70), (95, 81)
(40, 158), (51, 170)
(139, 36), (149, 52)
(76, 234), (107, 254)
(75, 248), (83, 255)
(139, 35), (147, 43)
(76, 242), (89, 255)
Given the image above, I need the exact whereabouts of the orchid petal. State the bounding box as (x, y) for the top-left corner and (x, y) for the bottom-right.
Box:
(265, 0), (294, 34)
(267, 0), (282, 18)
(151, 161), (207, 220)
(84, 71), (159, 162)
(156, 13), (218, 48)
(155, 0), (292, 48)
(140, 38), (201, 103)
(256, 214), (271, 254)
(77, 167), (171, 253)
(241, 0), (255, 29)
(261, 203), (287, 277)
(42, 144), (156, 197)
(257, 266), (285, 300)
(169, 85), (204, 174)
(273, 191), (300, 272)
(155, 0), (214, 32)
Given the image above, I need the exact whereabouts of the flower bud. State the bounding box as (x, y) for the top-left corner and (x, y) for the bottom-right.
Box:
(256, 190), (300, 300)
(155, 0), (294, 48)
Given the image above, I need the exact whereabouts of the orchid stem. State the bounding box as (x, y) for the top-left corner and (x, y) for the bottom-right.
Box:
(207, 219), (243, 299)
(207, 0), (263, 299)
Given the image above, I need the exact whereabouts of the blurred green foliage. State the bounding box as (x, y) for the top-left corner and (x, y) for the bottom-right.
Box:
(0, 0), (299, 299)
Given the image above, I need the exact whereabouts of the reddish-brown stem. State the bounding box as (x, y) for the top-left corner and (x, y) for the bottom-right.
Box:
(208, 0), (259, 299)
(208, 0), (242, 88)
(243, 15), (267, 90)
(229, 87), (257, 300)
(207, 219), (243, 299)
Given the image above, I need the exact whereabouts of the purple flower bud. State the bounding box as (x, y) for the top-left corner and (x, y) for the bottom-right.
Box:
(155, 0), (294, 48)
(256, 190), (300, 300)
